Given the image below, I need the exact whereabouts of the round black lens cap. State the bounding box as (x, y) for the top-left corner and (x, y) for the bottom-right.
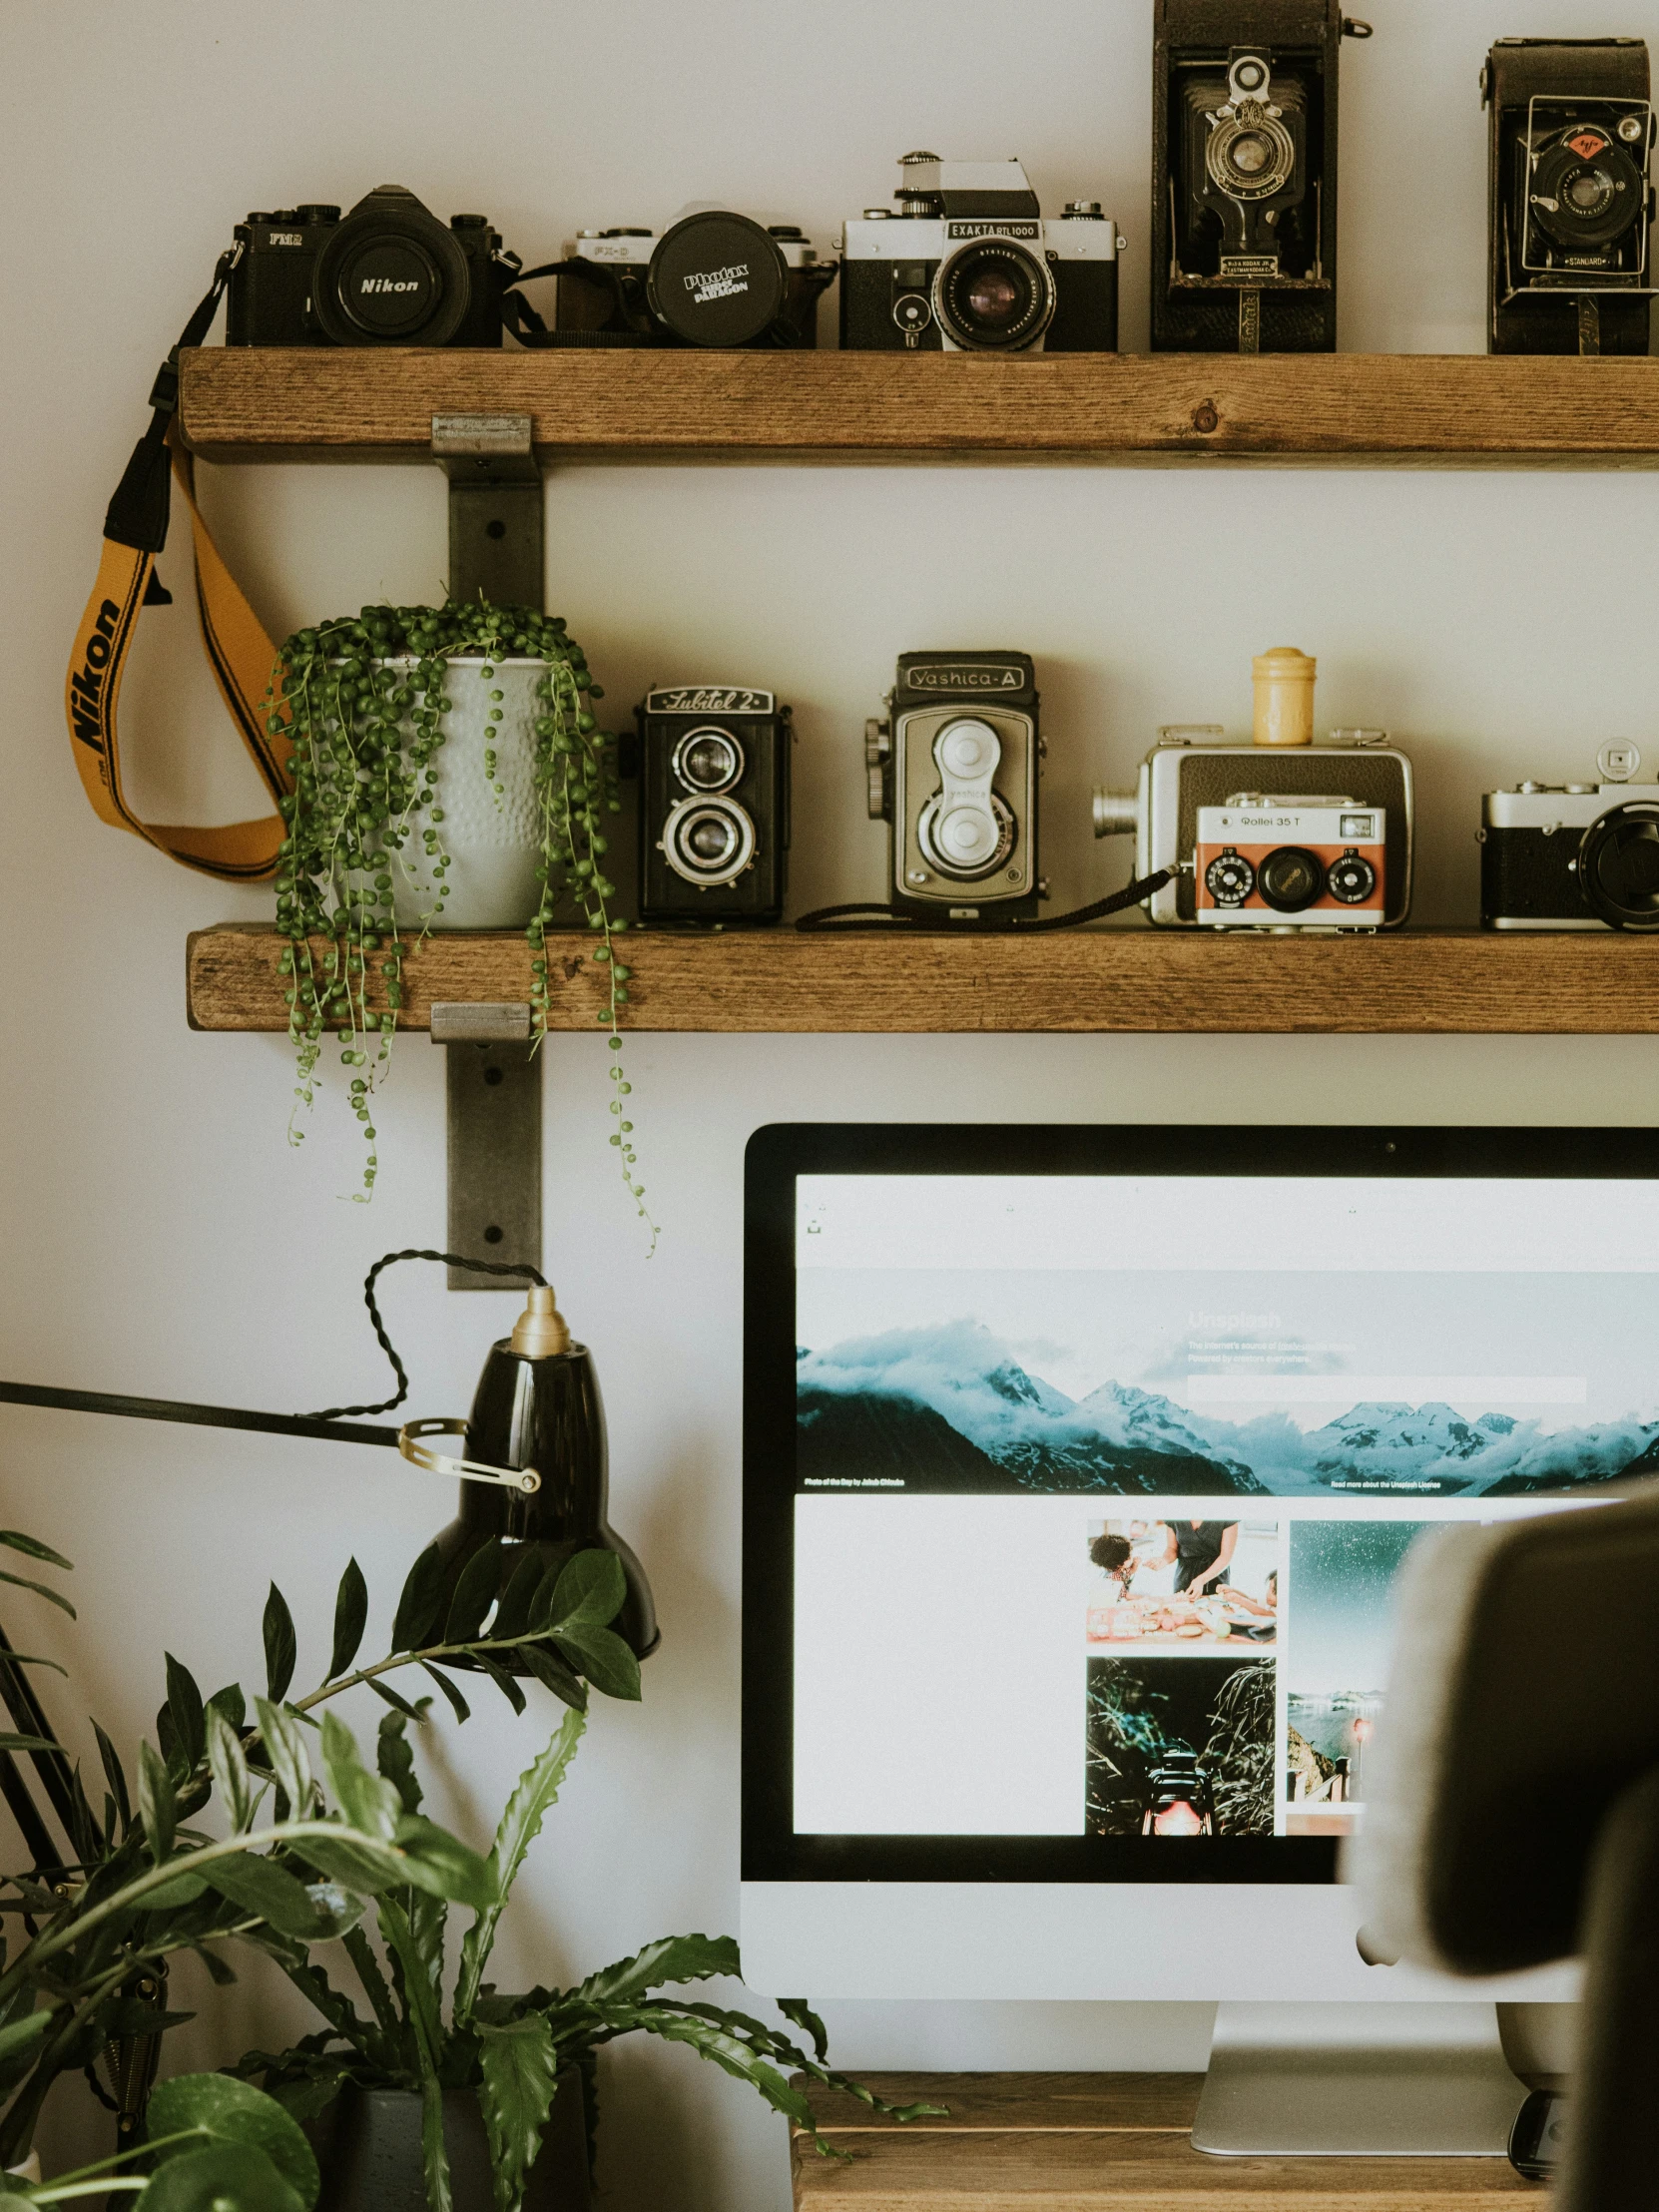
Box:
(1258, 846), (1325, 912)
(1585, 807), (1659, 928)
(337, 236), (442, 335)
(647, 211), (789, 346)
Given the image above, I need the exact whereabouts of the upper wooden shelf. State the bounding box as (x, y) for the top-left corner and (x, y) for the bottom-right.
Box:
(187, 923), (1659, 1037)
(177, 347), (1659, 469)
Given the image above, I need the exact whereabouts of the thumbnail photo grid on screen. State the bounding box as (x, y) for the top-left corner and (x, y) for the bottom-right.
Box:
(794, 1225), (1653, 1844)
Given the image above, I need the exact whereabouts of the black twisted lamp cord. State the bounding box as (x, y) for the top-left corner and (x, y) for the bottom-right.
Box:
(307, 1249), (547, 1422)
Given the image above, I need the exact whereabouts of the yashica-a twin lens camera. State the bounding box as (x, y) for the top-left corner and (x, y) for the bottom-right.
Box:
(552, 209), (835, 348)
(1095, 729), (1412, 930)
(865, 654), (1043, 921)
(840, 155), (1120, 352)
(227, 187), (515, 348)
(1153, 0), (1372, 353)
(637, 686), (792, 925)
(1481, 743), (1659, 932)
(1484, 38), (1655, 356)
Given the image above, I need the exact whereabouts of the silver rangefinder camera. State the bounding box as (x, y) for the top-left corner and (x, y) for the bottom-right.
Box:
(1095, 727), (1414, 929)
(1480, 741), (1659, 930)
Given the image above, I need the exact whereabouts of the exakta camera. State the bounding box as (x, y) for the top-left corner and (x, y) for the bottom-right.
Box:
(865, 653), (1043, 921)
(637, 686), (792, 925)
(1153, 1), (1373, 354)
(551, 209), (835, 348)
(839, 154), (1120, 352)
(226, 186), (515, 348)
(1095, 728), (1412, 928)
(1480, 743), (1659, 931)
(1483, 38), (1655, 357)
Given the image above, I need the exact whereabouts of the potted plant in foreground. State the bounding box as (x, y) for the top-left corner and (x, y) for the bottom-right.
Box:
(0, 1533), (935, 2210)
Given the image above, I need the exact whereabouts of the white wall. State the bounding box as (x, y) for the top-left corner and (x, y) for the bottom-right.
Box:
(4, 0), (1657, 2202)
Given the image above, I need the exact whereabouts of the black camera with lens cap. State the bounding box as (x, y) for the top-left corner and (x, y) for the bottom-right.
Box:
(1483, 38), (1656, 356)
(227, 186), (515, 347)
(636, 686), (792, 925)
(1481, 744), (1659, 931)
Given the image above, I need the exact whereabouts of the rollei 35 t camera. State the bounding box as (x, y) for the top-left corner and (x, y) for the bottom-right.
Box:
(1483, 38), (1656, 356)
(551, 209), (835, 347)
(1094, 728), (1412, 929)
(1480, 743), (1659, 932)
(226, 186), (516, 347)
(1153, 0), (1373, 354)
(839, 154), (1120, 352)
(865, 653), (1043, 921)
(636, 686), (792, 925)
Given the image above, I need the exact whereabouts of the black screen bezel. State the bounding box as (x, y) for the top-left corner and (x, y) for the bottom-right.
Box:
(742, 1120), (1659, 1887)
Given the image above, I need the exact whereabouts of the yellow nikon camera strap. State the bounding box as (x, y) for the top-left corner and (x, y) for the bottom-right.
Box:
(65, 248), (291, 881)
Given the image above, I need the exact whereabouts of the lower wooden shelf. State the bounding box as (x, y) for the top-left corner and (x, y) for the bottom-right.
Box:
(790, 2075), (1530, 2207)
(185, 923), (1659, 1037)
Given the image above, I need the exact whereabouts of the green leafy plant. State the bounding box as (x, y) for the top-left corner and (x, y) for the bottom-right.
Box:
(0, 1529), (637, 2169)
(267, 599), (653, 1244)
(0, 2074), (319, 2212)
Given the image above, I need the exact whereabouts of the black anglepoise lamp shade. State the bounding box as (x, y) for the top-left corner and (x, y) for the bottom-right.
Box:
(431, 1299), (659, 1667)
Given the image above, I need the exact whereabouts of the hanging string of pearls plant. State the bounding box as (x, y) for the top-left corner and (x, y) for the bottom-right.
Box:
(267, 600), (655, 1251)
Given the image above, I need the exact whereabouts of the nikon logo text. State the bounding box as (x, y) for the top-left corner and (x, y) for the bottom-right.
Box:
(70, 597), (120, 756)
(360, 276), (420, 292)
(686, 262), (750, 303)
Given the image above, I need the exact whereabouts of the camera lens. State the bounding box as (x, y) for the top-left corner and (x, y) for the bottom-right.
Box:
(1229, 133), (1275, 179)
(671, 728), (743, 794)
(646, 211), (790, 347)
(1579, 805), (1659, 931)
(312, 186), (473, 346)
(1258, 847), (1324, 912)
(1531, 131), (1646, 252)
(663, 796), (757, 886)
(932, 239), (1056, 351)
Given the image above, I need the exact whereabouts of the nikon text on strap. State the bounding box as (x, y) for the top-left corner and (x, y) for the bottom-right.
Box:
(65, 249), (293, 880)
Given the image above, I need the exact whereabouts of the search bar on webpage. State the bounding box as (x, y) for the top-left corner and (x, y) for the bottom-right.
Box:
(1181, 1376), (1587, 1403)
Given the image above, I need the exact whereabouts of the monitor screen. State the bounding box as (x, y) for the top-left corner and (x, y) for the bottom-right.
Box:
(742, 1125), (1659, 1890)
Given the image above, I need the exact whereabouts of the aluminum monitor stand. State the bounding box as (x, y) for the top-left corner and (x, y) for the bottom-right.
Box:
(1192, 2003), (1528, 2157)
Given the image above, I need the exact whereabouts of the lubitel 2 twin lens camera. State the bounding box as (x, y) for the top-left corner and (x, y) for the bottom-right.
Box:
(635, 686), (793, 925)
(227, 186), (516, 348)
(839, 155), (1120, 352)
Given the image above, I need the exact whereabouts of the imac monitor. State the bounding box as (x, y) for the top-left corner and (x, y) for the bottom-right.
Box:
(740, 1124), (1648, 2010)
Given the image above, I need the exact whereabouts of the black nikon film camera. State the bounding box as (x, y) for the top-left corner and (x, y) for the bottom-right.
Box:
(1153, 0), (1373, 353)
(839, 154), (1120, 351)
(865, 653), (1043, 922)
(545, 209), (835, 348)
(1483, 39), (1655, 356)
(227, 186), (515, 347)
(636, 686), (792, 925)
(1481, 744), (1659, 931)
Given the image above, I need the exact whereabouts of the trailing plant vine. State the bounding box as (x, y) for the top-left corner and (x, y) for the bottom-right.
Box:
(268, 601), (654, 1246)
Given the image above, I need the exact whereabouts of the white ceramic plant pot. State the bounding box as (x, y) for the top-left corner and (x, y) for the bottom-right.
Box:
(386, 657), (548, 930)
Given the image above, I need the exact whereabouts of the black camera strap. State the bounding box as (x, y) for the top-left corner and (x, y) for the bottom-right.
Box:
(66, 243), (292, 880)
(795, 868), (1177, 934)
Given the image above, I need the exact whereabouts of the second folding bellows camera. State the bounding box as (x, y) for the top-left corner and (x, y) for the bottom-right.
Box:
(840, 155), (1120, 351)
(1095, 730), (1412, 929)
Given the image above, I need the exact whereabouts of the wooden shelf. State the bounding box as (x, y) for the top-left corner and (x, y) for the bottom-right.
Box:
(186, 924), (1659, 1037)
(177, 347), (1659, 468)
(790, 2074), (1530, 2206)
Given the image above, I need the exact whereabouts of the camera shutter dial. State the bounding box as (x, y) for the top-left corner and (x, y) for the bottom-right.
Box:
(312, 186), (474, 346)
(1257, 846), (1326, 913)
(917, 718), (1017, 879)
(1579, 803), (1659, 931)
(1328, 849), (1380, 906)
(931, 238), (1056, 351)
(1205, 848), (1257, 907)
(671, 727), (744, 795)
(661, 795), (758, 888)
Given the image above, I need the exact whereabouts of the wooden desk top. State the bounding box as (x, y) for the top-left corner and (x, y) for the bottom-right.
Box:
(791, 2076), (1534, 2208)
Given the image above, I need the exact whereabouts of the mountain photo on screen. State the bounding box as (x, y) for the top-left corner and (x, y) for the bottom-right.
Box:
(794, 1270), (1659, 1498)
